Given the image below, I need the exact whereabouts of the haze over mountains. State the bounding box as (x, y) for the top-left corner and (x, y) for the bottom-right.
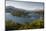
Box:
(5, 6), (32, 13)
(5, 6), (44, 13)
(6, 1), (44, 10)
(5, 6), (44, 18)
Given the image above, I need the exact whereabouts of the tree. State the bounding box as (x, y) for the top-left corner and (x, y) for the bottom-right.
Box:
(5, 20), (16, 30)
(11, 9), (30, 17)
(31, 19), (44, 28)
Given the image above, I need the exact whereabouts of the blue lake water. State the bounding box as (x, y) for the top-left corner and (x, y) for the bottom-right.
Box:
(5, 13), (40, 24)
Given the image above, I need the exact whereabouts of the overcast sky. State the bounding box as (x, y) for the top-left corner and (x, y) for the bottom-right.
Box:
(6, 1), (44, 10)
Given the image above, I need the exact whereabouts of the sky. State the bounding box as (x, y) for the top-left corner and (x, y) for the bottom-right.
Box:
(6, 1), (44, 10)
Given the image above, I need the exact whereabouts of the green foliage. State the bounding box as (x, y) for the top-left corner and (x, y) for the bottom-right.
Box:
(31, 19), (44, 28)
(5, 20), (16, 30)
(11, 10), (29, 17)
(35, 10), (44, 17)
(5, 19), (44, 30)
(5, 20), (16, 27)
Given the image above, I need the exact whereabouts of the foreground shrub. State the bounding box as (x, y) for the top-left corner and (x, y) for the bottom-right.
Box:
(5, 20), (16, 30)
(5, 19), (44, 30)
(31, 19), (44, 28)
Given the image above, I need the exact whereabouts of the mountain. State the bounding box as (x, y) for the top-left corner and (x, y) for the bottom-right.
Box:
(5, 6), (16, 13)
(5, 6), (26, 13)
(5, 6), (44, 18)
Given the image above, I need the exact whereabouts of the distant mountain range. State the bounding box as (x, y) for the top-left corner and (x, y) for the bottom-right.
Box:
(5, 6), (43, 12)
(5, 6), (15, 13)
(5, 6), (32, 14)
(5, 6), (44, 16)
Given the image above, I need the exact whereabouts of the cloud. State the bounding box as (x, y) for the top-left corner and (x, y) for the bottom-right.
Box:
(6, 1), (44, 10)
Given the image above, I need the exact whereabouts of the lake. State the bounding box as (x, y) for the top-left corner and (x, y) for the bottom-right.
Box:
(5, 13), (40, 24)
